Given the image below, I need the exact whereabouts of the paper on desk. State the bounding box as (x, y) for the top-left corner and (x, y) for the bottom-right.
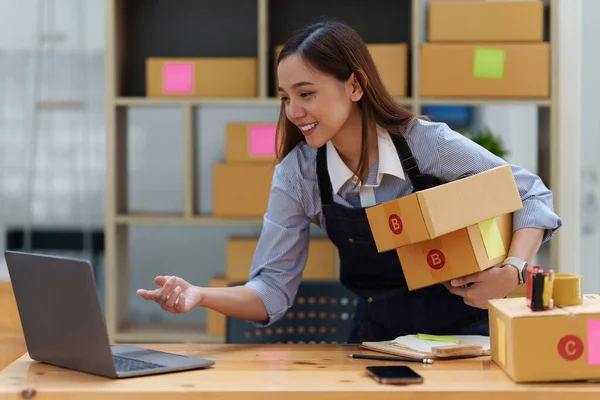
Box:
(391, 334), (490, 353)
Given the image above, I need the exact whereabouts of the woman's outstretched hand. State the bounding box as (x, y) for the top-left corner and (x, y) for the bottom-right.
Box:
(137, 275), (203, 314)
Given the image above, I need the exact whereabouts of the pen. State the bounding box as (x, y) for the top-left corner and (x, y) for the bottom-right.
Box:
(348, 353), (434, 364)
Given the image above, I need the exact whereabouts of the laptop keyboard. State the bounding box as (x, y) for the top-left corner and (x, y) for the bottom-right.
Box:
(113, 355), (167, 372)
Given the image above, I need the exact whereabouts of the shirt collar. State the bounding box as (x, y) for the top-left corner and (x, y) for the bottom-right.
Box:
(326, 126), (405, 194)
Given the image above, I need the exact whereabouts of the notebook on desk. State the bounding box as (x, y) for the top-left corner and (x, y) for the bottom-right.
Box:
(361, 334), (491, 359)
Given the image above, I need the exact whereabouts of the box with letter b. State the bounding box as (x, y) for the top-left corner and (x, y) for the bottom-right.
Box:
(396, 213), (513, 290)
(365, 165), (523, 290)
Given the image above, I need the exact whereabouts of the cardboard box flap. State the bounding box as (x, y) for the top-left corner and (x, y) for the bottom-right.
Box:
(417, 165), (523, 238)
(489, 295), (600, 319)
(561, 294), (600, 315)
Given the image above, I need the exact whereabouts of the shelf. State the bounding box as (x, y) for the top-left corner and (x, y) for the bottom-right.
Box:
(105, 0), (561, 346)
(115, 213), (264, 226)
(115, 97), (280, 107)
(114, 97), (414, 107)
(419, 98), (552, 106)
(113, 96), (550, 108)
(117, 0), (259, 97)
(114, 323), (224, 344)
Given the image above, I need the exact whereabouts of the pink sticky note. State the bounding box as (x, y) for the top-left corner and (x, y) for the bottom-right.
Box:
(163, 62), (194, 94)
(588, 319), (600, 365)
(248, 125), (277, 156)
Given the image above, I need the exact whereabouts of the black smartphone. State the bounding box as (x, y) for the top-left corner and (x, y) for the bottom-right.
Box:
(366, 366), (424, 385)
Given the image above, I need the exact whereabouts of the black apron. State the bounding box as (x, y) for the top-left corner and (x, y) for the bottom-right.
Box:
(316, 132), (489, 343)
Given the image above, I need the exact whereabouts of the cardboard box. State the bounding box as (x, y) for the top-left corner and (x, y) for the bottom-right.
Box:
(226, 123), (278, 163)
(428, 1), (544, 42)
(397, 213), (513, 290)
(420, 43), (550, 98)
(146, 58), (257, 98)
(213, 163), (274, 217)
(275, 43), (408, 97)
(226, 237), (338, 281)
(366, 43), (408, 97)
(365, 165), (523, 253)
(489, 295), (600, 383)
(206, 275), (234, 337)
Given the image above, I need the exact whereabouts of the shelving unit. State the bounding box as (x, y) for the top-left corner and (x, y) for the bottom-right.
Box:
(105, 0), (560, 343)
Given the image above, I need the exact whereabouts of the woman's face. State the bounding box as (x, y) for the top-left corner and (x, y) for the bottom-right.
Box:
(277, 53), (363, 148)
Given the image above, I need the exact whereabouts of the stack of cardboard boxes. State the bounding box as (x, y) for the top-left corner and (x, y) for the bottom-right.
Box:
(421, 1), (549, 98)
(365, 164), (523, 290)
(275, 43), (409, 97)
(206, 237), (339, 336)
(145, 58), (257, 98)
(213, 122), (278, 217)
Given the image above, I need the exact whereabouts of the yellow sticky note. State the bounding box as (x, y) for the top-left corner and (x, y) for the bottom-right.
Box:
(417, 333), (459, 344)
(478, 218), (506, 259)
(473, 48), (505, 80)
(496, 318), (506, 366)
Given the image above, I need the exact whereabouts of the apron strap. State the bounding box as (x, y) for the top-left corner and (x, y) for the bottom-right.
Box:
(389, 133), (422, 183)
(316, 145), (335, 206)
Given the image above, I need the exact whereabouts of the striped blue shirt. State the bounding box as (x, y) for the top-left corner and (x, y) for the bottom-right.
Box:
(244, 118), (562, 326)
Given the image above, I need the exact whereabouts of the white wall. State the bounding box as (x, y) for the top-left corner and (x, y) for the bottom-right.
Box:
(579, 0), (600, 293)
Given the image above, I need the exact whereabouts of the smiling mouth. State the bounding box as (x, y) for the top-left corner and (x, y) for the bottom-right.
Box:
(299, 122), (318, 132)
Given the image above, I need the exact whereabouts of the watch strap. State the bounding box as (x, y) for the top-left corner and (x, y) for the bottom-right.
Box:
(502, 257), (528, 285)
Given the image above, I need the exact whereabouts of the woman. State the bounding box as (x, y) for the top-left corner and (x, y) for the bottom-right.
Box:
(137, 21), (562, 342)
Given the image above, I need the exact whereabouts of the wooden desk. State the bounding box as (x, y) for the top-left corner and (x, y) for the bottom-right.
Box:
(0, 344), (599, 399)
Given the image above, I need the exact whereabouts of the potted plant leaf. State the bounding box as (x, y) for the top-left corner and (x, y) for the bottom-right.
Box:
(460, 126), (510, 159)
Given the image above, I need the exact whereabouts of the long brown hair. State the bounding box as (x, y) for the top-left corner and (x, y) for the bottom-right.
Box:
(275, 20), (421, 183)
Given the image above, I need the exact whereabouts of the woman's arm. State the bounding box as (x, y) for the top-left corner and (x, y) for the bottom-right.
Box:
(506, 227), (545, 263)
(423, 123), (562, 307)
(137, 161), (313, 324)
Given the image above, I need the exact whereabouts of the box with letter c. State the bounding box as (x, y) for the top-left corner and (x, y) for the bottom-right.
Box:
(489, 295), (600, 383)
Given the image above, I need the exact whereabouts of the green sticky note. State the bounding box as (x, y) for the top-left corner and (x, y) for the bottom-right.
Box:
(473, 48), (505, 80)
(417, 333), (459, 344)
(478, 218), (506, 260)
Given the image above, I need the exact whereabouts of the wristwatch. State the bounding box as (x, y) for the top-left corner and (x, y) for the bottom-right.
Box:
(501, 256), (528, 285)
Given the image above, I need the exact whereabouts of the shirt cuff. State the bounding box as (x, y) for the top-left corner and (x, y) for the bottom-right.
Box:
(513, 199), (563, 244)
(244, 278), (289, 328)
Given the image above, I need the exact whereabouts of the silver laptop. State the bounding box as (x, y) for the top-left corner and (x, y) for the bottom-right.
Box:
(5, 250), (215, 378)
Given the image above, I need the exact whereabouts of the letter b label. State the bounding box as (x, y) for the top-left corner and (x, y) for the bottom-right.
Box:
(388, 214), (403, 235)
(427, 249), (446, 270)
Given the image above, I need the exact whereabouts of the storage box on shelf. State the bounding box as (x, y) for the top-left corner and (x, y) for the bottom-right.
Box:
(213, 122), (278, 217)
(427, 1), (544, 42)
(274, 43), (409, 98)
(421, 1), (549, 99)
(206, 237), (339, 336)
(146, 58), (258, 98)
(420, 43), (550, 98)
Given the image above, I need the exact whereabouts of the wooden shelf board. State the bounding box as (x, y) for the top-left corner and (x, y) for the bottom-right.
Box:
(114, 97), (280, 107)
(419, 98), (552, 106)
(113, 96), (415, 107)
(114, 323), (224, 344)
(113, 96), (551, 107)
(114, 213), (264, 225)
